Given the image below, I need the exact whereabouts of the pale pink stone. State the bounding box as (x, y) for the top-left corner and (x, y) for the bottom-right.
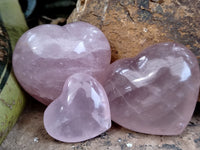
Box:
(44, 73), (111, 142)
(12, 21), (111, 105)
(104, 42), (200, 135)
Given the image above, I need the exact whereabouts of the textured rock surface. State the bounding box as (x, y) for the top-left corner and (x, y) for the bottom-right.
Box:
(68, 0), (200, 101)
(68, 0), (200, 63)
(104, 42), (200, 135)
(44, 73), (111, 142)
(1, 99), (200, 150)
(12, 21), (111, 105)
(67, 0), (200, 101)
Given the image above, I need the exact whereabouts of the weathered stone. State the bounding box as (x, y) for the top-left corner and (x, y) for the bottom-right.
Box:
(67, 0), (200, 100)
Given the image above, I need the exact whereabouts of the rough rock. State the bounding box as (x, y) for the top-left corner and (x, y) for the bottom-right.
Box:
(67, 0), (200, 100)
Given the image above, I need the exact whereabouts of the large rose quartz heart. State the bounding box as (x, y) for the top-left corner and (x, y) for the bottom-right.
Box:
(13, 21), (111, 105)
(104, 42), (200, 135)
(44, 73), (111, 142)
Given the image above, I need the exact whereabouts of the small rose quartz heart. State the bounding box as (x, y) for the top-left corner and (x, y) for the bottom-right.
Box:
(13, 21), (111, 105)
(104, 42), (200, 135)
(44, 73), (111, 142)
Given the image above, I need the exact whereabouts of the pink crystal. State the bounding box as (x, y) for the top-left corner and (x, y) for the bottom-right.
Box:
(12, 21), (111, 105)
(104, 42), (200, 135)
(44, 73), (111, 142)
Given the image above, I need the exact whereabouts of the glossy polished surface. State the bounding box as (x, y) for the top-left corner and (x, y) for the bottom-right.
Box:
(104, 42), (200, 135)
(44, 73), (111, 142)
(12, 21), (111, 105)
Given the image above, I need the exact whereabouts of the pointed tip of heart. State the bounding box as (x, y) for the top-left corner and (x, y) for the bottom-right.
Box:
(43, 73), (111, 143)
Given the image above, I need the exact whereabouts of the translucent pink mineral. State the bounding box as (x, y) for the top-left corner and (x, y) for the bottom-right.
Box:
(44, 73), (111, 142)
(12, 21), (111, 105)
(104, 42), (200, 135)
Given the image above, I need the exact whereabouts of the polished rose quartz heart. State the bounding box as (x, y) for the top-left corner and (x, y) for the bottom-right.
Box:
(44, 73), (111, 142)
(13, 21), (111, 105)
(104, 42), (200, 135)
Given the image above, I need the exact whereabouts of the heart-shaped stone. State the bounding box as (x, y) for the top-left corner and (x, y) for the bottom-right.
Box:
(13, 21), (111, 105)
(104, 42), (200, 135)
(44, 73), (111, 142)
